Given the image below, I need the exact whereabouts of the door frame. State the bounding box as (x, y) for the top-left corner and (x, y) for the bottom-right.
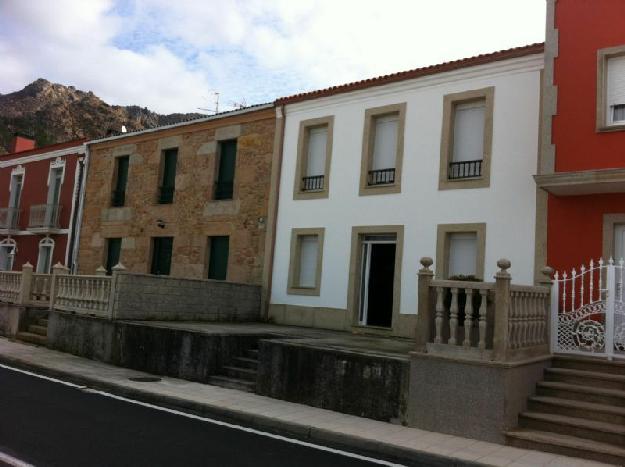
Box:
(347, 225), (403, 333)
(603, 214), (625, 260)
(358, 237), (397, 326)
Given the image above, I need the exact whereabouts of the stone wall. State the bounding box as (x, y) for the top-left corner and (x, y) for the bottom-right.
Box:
(111, 272), (260, 321)
(257, 339), (410, 423)
(78, 107), (275, 285)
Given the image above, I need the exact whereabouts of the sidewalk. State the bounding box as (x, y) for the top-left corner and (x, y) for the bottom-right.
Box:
(0, 338), (609, 467)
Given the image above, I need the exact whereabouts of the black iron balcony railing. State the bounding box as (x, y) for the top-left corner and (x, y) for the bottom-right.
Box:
(158, 186), (175, 204)
(448, 160), (482, 180)
(0, 207), (20, 230)
(301, 175), (324, 192)
(28, 204), (61, 229)
(111, 189), (126, 207)
(367, 168), (395, 186)
(215, 180), (234, 200)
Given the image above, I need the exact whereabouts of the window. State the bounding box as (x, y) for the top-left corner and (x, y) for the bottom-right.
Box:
(436, 223), (486, 280)
(44, 166), (63, 227)
(36, 237), (54, 274)
(439, 87), (494, 190)
(158, 149), (177, 204)
(207, 236), (229, 280)
(215, 140), (237, 200)
(150, 237), (173, 275)
(293, 116), (334, 200)
(287, 228), (324, 296)
(597, 46), (625, 130)
(0, 238), (17, 271)
(5, 173), (23, 230)
(111, 156), (129, 207)
(105, 238), (122, 275)
(359, 103), (406, 195)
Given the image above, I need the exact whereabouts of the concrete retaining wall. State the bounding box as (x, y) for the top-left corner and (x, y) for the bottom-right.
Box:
(256, 339), (410, 423)
(48, 311), (261, 382)
(112, 272), (261, 321)
(407, 352), (551, 443)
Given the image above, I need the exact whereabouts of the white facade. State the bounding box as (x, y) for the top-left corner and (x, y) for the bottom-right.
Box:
(270, 53), (543, 334)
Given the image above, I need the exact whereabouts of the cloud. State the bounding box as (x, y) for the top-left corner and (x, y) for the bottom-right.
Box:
(0, 0), (545, 114)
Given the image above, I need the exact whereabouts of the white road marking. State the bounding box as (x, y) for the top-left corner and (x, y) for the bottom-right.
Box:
(0, 363), (406, 467)
(0, 450), (34, 467)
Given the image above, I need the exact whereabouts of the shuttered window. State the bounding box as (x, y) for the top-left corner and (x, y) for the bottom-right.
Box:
(208, 236), (229, 280)
(305, 127), (327, 177)
(159, 149), (177, 204)
(298, 235), (319, 288)
(151, 237), (173, 275)
(607, 55), (625, 125)
(112, 156), (129, 207)
(105, 238), (122, 275)
(215, 140), (237, 200)
(452, 101), (485, 162)
(447, 232), (477, 278)
(372, 114), (398, 170)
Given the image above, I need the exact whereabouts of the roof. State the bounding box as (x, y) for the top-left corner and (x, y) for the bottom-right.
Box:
(276, 42), (545, 106)
(0, 138), (86, 160)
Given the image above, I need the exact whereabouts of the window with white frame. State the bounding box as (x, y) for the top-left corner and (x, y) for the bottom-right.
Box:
(449, 100), (486, 179)
(297, 235), (319, 288)
(287, 228), (324, 295)
(447, 232), (478, 278)
(36, 237), (54, 273)
(304, 127), (328, 186)
(0, 238), (17, 271)
(607, 55), (625, 125)
(369, 114), (399, 185)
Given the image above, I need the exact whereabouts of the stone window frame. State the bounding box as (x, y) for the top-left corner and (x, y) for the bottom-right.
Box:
(435, 223), (486, 280)
(596, 45), (625, 132)
(212, 124), (242, 202)
(292, 116), (334, 200)
(602, 214), (625, 259)
(359, 103), (406, 196)
(438, 87), (494, 190)
(346, 225), (404, 334)
(287, 227), (325, 296)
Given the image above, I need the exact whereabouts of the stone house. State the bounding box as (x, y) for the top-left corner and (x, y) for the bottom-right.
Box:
(76, 105), (276, 286)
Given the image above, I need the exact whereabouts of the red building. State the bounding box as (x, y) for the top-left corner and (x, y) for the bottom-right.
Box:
(537, 0), (625, 272)
(0, 136), (86, 272)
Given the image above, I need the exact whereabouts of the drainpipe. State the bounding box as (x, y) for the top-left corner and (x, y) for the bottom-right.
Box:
(69, 144), (90, 274)
(261, 104), (286, 320)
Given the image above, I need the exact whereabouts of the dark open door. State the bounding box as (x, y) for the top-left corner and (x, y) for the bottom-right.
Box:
(365, 243), (396, 327)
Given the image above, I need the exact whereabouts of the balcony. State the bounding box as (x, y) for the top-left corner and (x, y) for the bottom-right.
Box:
(448, 160), (482, 180)
(301, 175), (324, 192)
(28, 204), (62, 233)
(367, 168), (395, 186)
(0, 208), (21, 233)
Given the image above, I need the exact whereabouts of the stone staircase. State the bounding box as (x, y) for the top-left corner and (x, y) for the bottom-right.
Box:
(506, 355), (625, 465)
(16, 316), (49, 346)
(208, 347), (259, 393)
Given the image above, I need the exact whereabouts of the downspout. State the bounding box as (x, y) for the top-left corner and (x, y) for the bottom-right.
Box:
(261, 104), (286, 320)
(69, 144), (90, 274)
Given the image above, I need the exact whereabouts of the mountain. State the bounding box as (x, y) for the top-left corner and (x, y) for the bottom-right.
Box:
(0, 79), (204, 154)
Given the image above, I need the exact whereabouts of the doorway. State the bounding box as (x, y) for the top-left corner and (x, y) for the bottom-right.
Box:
(359, 234), (396, 328)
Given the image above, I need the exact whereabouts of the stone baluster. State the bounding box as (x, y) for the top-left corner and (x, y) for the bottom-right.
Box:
(463, 288), (474, 347)
(434, 287), (445, 344)
(415, 257), (434, 351)
(448, 288), (459, 345)
(478, 289), (488, 350)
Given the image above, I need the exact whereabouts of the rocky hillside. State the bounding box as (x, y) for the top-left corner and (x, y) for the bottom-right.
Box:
(0, 79), (203, 154)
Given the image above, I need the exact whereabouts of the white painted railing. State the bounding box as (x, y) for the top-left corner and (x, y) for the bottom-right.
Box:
(53, 275), (113, 318)
(30, 273), (51, 305)
(0, 271), (21, 303)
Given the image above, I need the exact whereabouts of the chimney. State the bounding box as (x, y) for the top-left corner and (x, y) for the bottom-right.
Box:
(9, 132), (36, 153)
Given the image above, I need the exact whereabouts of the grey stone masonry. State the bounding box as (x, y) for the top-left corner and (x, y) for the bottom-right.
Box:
(111, 272), (260, 321)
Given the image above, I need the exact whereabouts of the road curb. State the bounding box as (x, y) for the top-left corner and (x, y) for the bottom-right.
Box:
(0, 351), (481, 467)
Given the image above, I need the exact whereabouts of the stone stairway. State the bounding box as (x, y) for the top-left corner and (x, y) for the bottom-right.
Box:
(16, 316), (49, 346)
(506, 355), (625, 465)
(208, 347), (259, 393)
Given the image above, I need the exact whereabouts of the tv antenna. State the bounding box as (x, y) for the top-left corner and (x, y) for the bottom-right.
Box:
(198, 91), (220, 114)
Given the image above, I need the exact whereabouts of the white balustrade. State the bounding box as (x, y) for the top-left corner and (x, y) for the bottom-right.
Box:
(0, 272), (21, 303)
(53, 274), (112, 318)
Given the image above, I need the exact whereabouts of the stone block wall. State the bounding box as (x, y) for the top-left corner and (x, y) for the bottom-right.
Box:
(112, 272), (261, 321)
(77, 107), (275, 285)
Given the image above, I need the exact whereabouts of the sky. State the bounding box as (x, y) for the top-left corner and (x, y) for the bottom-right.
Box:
(0, 0), (546, 115)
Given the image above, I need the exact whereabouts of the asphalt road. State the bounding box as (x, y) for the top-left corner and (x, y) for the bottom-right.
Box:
(0, 366), (401, 467)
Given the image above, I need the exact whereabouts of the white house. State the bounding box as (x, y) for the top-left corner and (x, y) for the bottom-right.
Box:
(269, 44), (544, 338)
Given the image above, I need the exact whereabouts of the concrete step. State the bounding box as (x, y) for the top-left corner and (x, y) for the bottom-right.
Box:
(552, 355), (625, 375)
(37, 318), (49, 327)
(537, 381), (625, 407)
(506, 429), (625, 465)
(208, 375), (255, 393)
(233, 357), (259, 370)
(27, 324), (48, 337)
(528, 395), (625, 425)
(222, 366), (257, 382)
(16, 332), (47, 346)
(519, 411), (625, 446)
(545, 367), (625, 391)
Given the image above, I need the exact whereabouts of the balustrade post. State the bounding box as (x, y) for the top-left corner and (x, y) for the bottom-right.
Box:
(493, 259), (512, 362)
(415, 257), (434, 351)
(108, 263), (127, 319)
(95, 266), (107, 276)
(540, 266), (555, 351)
(463, 288), (474, 347)
(18, 262), (33, 305)
(49, 262), (69, 310)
